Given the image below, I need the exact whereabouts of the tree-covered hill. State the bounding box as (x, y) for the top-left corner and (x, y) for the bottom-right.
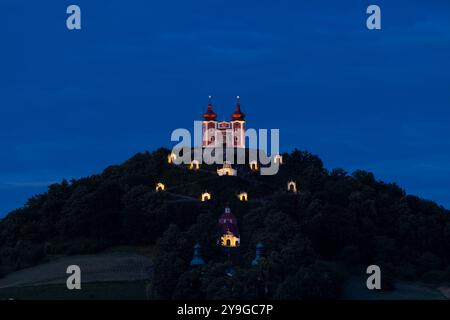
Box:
(0, 147), (449, 299)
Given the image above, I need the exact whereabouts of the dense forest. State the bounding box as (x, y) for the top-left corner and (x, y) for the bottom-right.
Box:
(0, 148), (449, 299)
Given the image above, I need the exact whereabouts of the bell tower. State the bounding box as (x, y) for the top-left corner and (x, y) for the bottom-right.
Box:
(201, 96), (246, 148)
(230, 96), (246, 148)
(202, 96), (217, 147)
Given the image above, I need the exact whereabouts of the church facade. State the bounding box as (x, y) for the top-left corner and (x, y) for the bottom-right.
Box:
(202, 96), (246, 148)
(218, 206), (240, 248)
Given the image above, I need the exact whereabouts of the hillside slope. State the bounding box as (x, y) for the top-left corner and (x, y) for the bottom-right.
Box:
(0, 147), (449, 299)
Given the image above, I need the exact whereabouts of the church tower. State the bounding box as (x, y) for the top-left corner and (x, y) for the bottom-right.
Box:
(190, 243), (206, 267)
(219, 206), (240, 248)
(202, 96), (217, 147)
(230, 96), (246, 148)
(201, 96), (246, 148)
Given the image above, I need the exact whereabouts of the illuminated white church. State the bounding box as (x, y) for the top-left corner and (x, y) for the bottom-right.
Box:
(202, 96), (246, 148)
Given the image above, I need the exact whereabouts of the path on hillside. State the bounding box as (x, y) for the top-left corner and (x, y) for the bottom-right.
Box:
(166, 174), (221, 192)
(159, 163), (287, 204)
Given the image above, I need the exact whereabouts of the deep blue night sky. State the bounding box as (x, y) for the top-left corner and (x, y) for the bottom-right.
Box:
(1, 0), (449, 216)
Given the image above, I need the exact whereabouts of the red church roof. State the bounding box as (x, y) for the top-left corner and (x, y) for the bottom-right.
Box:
(203, 96), (217, 121)
(231, 96), (245, 121)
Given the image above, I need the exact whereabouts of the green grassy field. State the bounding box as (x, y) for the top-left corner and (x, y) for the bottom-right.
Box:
(0, 280), (149, 300)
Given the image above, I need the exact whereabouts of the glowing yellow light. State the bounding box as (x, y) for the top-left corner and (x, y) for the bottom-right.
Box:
(249, 160), (259, 171)
(238, 192), (248, 201)
(189, 160), (200, 170)
(167, 153), (176, 164)
(201, 192), (211, 202)
(274, 154), (283, 164)
(220, 231), (240, 248)
(217, 162), (236, 176)
(155, 182), (165, 192)
(287, 181), (297, 193)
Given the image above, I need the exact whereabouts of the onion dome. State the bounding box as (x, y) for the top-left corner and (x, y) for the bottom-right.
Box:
(203, 95), (217, 121)
(252, 242), (264, 266)
(190, 243), (205, 267)
(231, 96), (245, 121)
(219, 207), (240, 235)
(219, 207), (237, 225)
